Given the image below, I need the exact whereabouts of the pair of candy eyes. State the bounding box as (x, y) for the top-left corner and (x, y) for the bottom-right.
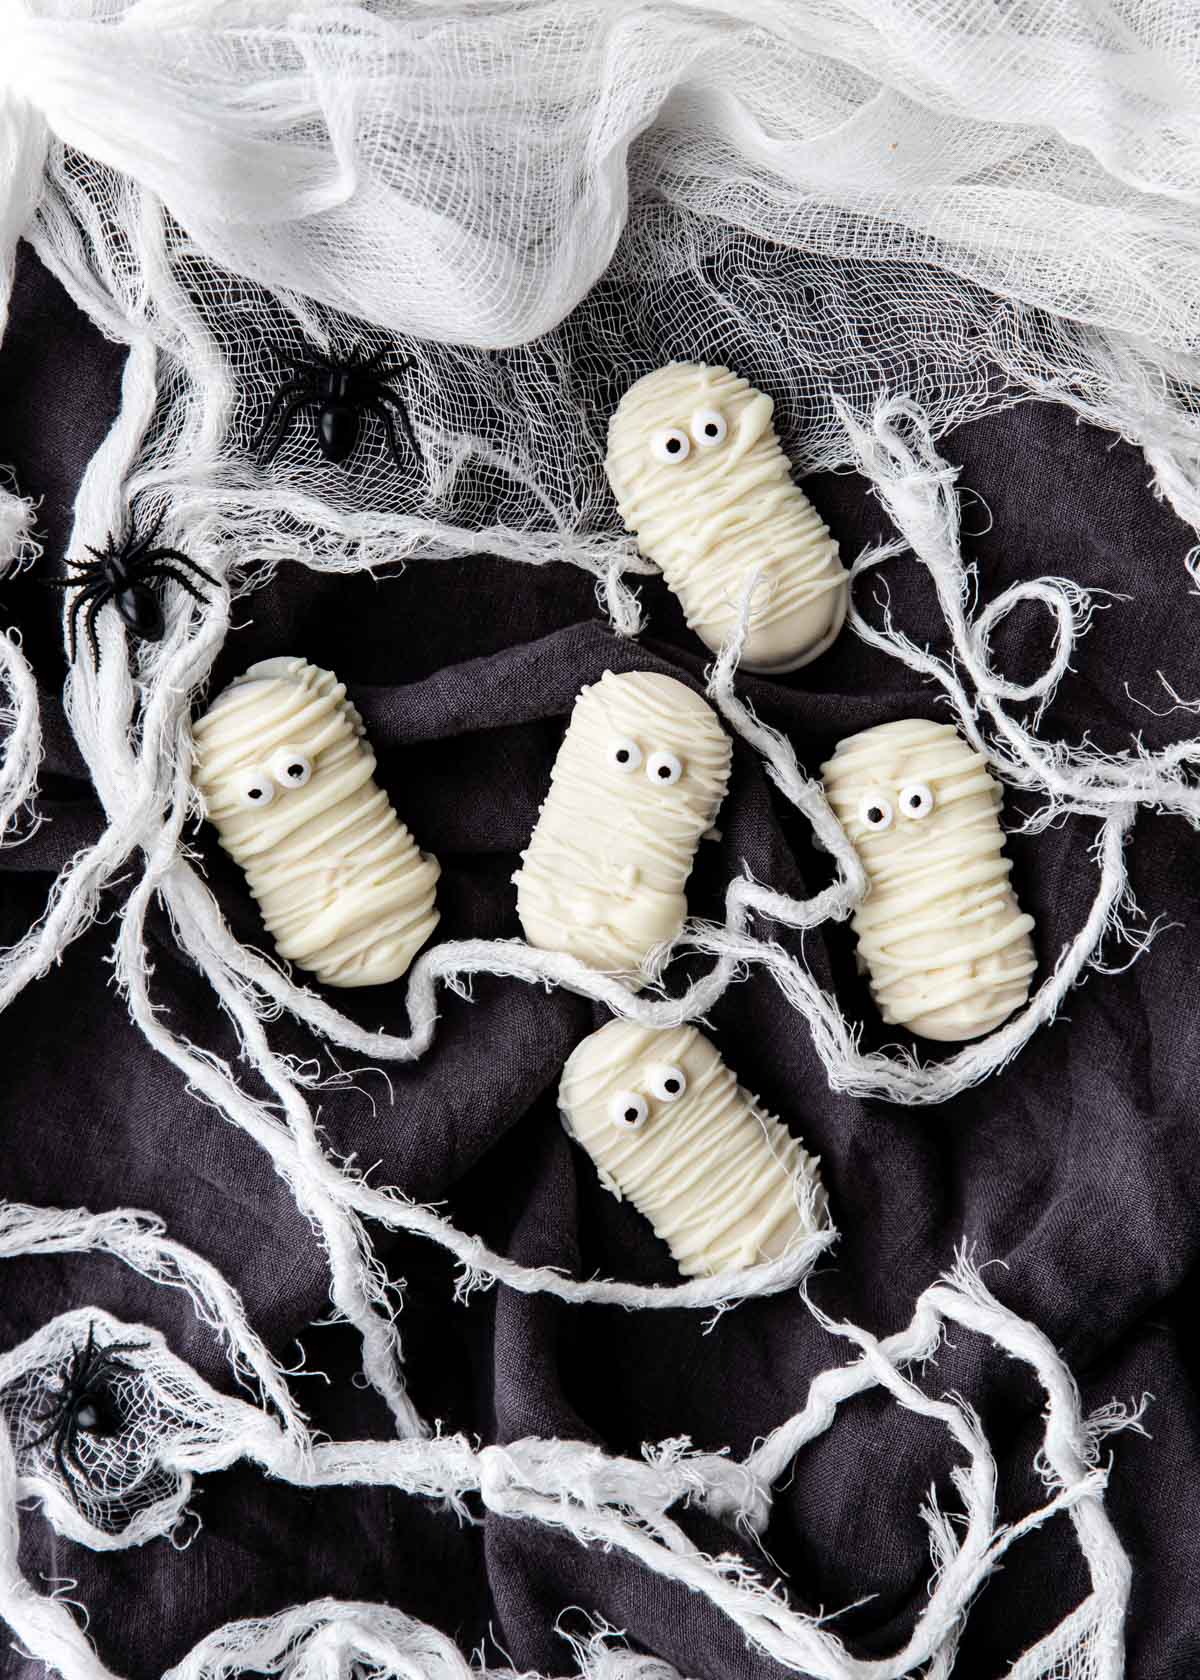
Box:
(650, 408), (727, 465)
(607, 737), (684, 785)
(234, 749), (313, 809)
(608, 1065), (687, 1128)
(857, 782), (935, 831)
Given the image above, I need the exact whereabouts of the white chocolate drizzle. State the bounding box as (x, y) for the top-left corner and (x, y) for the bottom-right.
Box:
(604, 362), (848, 672)
(513, 670), (731, 983)
(559, 1020), (827, 1278)
(193, 657), (440, 988)
(821, 718), (1036, 1041)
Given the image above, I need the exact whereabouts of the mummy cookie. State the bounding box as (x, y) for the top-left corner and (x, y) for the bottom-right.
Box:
(605, 362), (848, 672)
(513, 670), (731, 981)
(821, 718), (1036, 1041)
(193, 656), (440, 988)
(559, 1020), (827, 1277)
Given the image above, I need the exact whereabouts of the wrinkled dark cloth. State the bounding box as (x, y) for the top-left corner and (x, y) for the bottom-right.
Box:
(1, 242), (1197, 1680)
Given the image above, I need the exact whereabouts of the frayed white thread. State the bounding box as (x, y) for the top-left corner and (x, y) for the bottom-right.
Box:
(202, 492), (653, 639)
(160, 1599), (682, 1680)
(553, 1622), (689, 1680)
(1125, 671), (1200, 718)
(0, 622), (42, 845)
(0, 473), (40, 579)
(0, 1237), (1137, 1680)
(0, 464), (42, 846)
(0, 1415), (103, 1680)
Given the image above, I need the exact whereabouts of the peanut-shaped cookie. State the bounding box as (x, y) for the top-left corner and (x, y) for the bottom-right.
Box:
(193, 656), (439, 988)
(559, 1020), (827, 1277)
(605, 362), (847, 671)
(513, 670), (731, 981)
(821, 718), (1036, 1040)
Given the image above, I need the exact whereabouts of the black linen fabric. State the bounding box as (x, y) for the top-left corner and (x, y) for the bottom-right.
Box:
(0, 242), (1198, 1679)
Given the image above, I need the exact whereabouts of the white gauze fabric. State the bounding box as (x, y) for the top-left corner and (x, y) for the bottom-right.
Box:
(0, 0), (1192, 1431)
(0, 465), (42, 842)
(0, 5), (1196, 1673)
(0, 1200), (1148, 1680)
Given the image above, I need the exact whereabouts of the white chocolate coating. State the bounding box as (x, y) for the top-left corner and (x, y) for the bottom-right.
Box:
(559, 1020), (827, 1277)
(821, 718), (1036, 1041)
(605, 362), (848, 672)
(513, 670), (731, 983)
(193, 656), (440, 988)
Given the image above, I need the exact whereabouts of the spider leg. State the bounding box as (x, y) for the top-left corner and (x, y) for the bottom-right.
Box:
(371, 388), (419, 457)
(92, 1355), (143, 1381)
(25, 1409), (63, 1448)
(141, 563), (212, 608)
(61, 1416), (92, 1490)
(251, 383), (314, 463)
(82, 589), (109, 670)
(362, 344), (405, 372)
(370, 353), (416, 376)
(63, 580), (105, 665)
(359, 397), (412, 471)
(53, 1422), (74, 1490)
(126, 510), (167, 565)
(97, 1339), (150, 1362)
(140, 547), (220, 589)
(284, 349), (334, 374)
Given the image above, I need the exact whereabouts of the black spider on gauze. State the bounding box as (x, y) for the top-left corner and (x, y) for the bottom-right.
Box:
(252, 344), (420, 469)
(44, 511), (218, 667)
(25, 1322), (148, 1494)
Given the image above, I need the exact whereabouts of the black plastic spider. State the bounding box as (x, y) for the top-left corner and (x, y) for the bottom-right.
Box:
(252, 345), (419, 469)
(44, 512), (218, 667)
(25, 1323), (148, 1492)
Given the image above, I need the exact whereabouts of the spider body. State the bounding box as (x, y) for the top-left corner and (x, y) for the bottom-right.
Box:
(44, 513), (217, 667)
(253, 346), (419, 469)
(26, 1323), (148, 1492)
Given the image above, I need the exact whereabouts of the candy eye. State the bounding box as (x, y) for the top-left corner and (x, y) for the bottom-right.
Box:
(692, 408), (727, 448)
(648, 1065), (687, 1102)
(651, 428), (690, 465)
(900, 782), (935, 820)
(646, 751), (683, 786)
(236, 769), (276, 810)
(609, 1091), (648, 1129)
(269, 748), (312, 789)
(857, 792), (893, 832)
(607, 737), (643, 772)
